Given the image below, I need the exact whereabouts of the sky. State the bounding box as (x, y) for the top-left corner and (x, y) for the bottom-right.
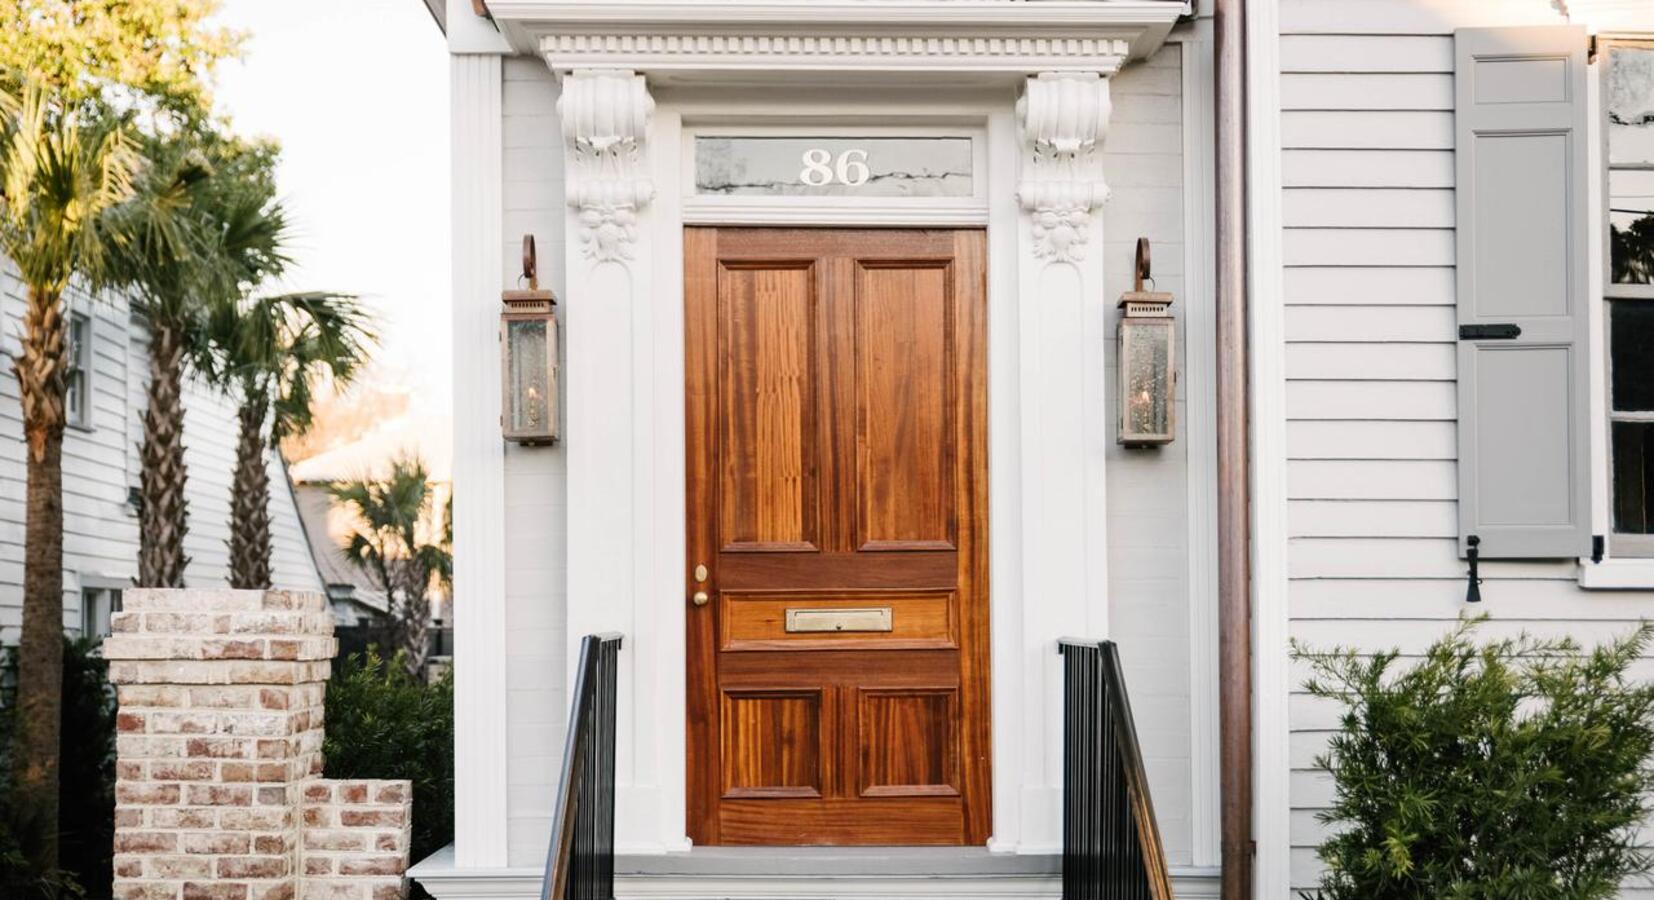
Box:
(210, 0), (452, 466)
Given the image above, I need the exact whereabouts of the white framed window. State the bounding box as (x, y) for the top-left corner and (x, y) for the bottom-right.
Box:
(1603, 40), (1654, 555)
(65, 311), (92, 430)
(79, 586), (122, 640)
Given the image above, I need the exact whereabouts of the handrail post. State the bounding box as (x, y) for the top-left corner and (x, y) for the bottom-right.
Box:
(543, 633), (623, 900)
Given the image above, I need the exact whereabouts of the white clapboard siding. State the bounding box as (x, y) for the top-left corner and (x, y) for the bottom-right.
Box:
(0, 262), (323, 640)
(1276, 3), (1654, 895)
(1283, 150), (1454, 188)
(1283, 188), (1455, 229)
(1282, 74), (1453, 110)
(500, 56), (573, 868)
(1284, 266), (1456, 305)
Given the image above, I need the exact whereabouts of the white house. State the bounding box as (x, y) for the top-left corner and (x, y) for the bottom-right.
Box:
(413, 0), (1654, 897)
(0, 264), (325, 638)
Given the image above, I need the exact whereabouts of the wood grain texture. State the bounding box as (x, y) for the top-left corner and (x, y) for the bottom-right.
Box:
(685, 228), (990, 846)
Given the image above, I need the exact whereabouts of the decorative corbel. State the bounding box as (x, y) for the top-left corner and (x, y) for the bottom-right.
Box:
(557, 70), (655, 263)
(1016, 73), (1113, 263)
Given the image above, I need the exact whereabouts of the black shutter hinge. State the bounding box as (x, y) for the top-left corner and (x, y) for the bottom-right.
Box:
(1465, 535), (1483, 604)
(1593, 534), (1606, 564)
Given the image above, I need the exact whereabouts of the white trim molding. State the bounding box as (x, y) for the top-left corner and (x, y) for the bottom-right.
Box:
(487, 0), (1188, 64)
(450, 51), (511, 870)
(1244, 0), (1291, 898)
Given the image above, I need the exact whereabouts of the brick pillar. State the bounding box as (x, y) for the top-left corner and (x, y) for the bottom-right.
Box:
(300, 780), (412, 900)
(105, 589), (335, 900)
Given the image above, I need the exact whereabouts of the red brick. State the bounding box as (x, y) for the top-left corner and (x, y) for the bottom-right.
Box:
(149, 854), (214, 878)
(116, 883), (181, 900)
(371, 884), (403, 900)
(303, 783), (333, 803)
(186, 738), (249, 759)
(303, 830), (366, 852)
(216, 855), (288, 879)
(152, 807), (217, 828)
(117, 712), (147, 732)
(151, 761), (216, 782)
(182, 832), (249, 855)
(339, 856), (405, 877)
(113, 831), (177, 853)
(340, 809), (404, 828)
(259, 689), (290, 710)
(185, 784), (252, 807)
(116, 783), (181, 806)
(114, 857), (145, 877)
(340, 783), (368, 804)
(372, 784), (408, 804)
(305, 857), (334, 876)
(114, 808), (144, 828)
(253, 835), (290, 855)
(182, 883), (250, 900)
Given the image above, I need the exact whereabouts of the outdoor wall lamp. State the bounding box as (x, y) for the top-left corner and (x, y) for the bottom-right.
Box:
(500, 235), (559, 445)
(1117, 238), (1177, 447)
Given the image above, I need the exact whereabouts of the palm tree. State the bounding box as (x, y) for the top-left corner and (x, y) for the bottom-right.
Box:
(105, 133), (288, 587)
(0, 80), (136, 868)
(330, 457), (452, 676)
(202, 292), (376, 588)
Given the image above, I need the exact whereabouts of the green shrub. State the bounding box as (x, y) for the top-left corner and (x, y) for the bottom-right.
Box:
(323, 649), (453, 897)
(1294, 616), (1654, 900)
(0, 638), (114, 900)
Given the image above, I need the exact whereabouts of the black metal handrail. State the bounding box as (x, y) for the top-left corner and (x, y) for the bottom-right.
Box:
(542, 633), (623, 900)
(1058, 638), (1174, 900)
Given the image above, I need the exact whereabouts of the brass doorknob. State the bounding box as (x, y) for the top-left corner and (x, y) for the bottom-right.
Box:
(691, 590), (710, 607)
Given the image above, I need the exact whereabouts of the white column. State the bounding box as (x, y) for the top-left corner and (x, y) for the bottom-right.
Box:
(1013, 71), (1115, 852)
(558, 70), (680, 853)
(450, 52), (510, 869)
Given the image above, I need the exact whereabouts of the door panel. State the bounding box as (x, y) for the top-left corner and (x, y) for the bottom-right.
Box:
(686, 228), (989, 846)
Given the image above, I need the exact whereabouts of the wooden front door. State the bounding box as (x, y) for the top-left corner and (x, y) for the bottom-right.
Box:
(685, 227), (989, 846)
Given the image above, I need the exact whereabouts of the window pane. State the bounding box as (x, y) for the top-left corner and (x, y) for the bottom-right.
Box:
(1609, 46), (1654, 167)
(1612, 301), (1654, 409)
(1616, 421), (1654, 533)
(1612, 169), (1654, 285)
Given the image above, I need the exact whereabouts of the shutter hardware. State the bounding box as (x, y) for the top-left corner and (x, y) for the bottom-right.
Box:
(1458, 324), (1522, 340)
(1464, 535), (1483, 604)
(1593, 534), (1606, 564)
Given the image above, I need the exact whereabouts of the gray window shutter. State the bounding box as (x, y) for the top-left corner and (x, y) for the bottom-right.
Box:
(1455, 26), (1591, 559)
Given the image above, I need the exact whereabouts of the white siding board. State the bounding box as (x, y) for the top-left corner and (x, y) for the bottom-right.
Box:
(1284, 228), (1454, 266)
(1283, 111), (1454, 149)
(1285, 306), (1454, 343)
(1289, 499), (1457, 538)
(1285, 343), (1454, 381)
(1283, 189), (1455, 229)
(1288, 460), (1456, 500)
(1281, 74), (1452, 111)
(1280, 35), (1453, 73)
(1286, 420), (1456, 460)
(1283, 150), (1454, 188)
(1283, 266), (1456, 305)
(1286, 381), (1455, 421)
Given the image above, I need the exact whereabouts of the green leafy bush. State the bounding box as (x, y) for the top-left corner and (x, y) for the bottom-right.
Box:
(323, 649), (453, 897)
(1294, 616), (1654, 900)
(0, 638), (114, 900)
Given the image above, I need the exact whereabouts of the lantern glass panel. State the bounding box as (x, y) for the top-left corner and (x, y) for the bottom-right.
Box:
(506, 317), (552, 435)
(1122, 320), (1172, 440)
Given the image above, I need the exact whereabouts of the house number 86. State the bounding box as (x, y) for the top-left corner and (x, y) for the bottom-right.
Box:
(800, 148), (870, 187)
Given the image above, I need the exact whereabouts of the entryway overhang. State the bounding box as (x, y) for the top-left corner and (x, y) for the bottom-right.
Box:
(483, 0), (1190, 81)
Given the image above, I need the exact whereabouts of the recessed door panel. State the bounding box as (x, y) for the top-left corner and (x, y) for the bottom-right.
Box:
(686, 227), (989, 846)
(718, 263), (821, 551)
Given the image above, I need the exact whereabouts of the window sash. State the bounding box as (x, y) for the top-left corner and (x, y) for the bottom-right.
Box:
(1603, 39), (1654, 548)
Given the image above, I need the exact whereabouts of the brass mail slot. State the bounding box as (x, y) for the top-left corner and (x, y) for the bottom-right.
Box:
(784, 607), (893, 633)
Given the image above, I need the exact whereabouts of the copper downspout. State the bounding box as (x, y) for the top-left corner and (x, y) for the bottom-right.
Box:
(1213, 0), (1254, 898)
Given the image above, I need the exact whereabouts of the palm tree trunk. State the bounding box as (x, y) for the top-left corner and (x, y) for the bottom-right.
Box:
(228, 395), (272, 589)
(398, 575), (430, 679)
(12, 283), (66, 868)
(138, 322), (190, 587)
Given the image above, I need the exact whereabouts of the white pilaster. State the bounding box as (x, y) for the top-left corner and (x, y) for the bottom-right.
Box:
(450, 51), (510, 869)
(1012, 71), (1116, 852)
(558, 69), (683, 854)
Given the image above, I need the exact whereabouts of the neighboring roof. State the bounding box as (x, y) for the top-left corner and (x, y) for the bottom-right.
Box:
(288, 411), (453, 484)
(293, 483), (390, 613)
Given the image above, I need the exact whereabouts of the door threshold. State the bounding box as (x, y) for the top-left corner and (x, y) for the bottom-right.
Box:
(617, 847), (1058, 878)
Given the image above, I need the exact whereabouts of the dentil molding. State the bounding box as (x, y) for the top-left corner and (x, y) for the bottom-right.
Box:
(557, 70), (655, 263)
(1016, 73), (1113, 263)
(539, 33), (1135, 74)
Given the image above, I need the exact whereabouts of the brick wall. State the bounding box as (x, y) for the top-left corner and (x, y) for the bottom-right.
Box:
(104, 589), (412, 900)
